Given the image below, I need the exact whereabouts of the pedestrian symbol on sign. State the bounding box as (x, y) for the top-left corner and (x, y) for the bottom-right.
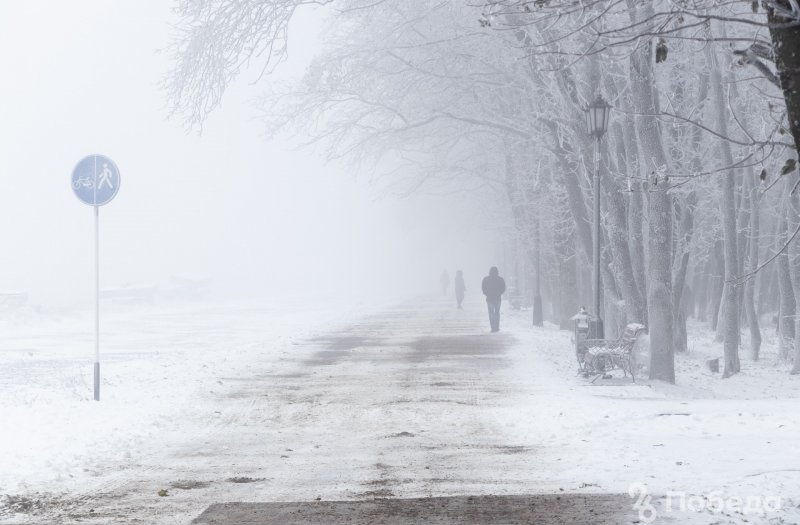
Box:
(98, 163), (114, 190)
(71, 155), (120, 207)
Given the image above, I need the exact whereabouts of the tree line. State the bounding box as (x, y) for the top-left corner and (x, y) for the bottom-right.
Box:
(165, 0), (800, 382)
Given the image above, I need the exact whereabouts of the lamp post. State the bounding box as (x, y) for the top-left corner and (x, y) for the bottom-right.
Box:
(584, 94), (611, 338)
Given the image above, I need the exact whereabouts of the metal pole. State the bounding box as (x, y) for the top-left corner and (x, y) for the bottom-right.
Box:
(94, 205), (100, 401)
(592, 136), (601, 327)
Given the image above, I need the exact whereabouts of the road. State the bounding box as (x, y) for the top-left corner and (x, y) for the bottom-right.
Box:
(18, 298), (639, 524)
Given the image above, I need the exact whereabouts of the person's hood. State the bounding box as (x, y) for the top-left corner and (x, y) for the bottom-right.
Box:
(489, 267), (499, 277)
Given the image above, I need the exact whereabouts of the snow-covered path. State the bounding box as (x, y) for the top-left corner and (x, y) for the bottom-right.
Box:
(3, 297), (798, 523)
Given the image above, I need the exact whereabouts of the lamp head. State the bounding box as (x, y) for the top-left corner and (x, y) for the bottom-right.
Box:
(585, 93), (612, 138)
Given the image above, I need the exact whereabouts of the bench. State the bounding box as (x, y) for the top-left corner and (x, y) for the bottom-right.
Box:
(576, 323), (647, 382)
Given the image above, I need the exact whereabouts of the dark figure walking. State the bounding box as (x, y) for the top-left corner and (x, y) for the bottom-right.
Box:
(481, 266), (506, 332)
(454, 270), (466, 309)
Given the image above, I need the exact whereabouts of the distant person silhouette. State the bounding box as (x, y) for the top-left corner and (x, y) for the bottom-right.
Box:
(440, 270), (450, 296)
(481, 266), (506, 332)
(455, 270), (466, 309)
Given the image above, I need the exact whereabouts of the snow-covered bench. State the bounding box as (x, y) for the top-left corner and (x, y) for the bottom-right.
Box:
(576, 323), (647, 382)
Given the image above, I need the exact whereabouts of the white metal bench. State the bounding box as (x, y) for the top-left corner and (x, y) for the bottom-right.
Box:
(576, 323), (647, 382)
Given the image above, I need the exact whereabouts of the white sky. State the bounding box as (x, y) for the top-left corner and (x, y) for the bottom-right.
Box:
(0, 1), (502, 308)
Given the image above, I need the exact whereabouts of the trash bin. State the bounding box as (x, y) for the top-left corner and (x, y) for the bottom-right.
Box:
(571, 307), (591, 362)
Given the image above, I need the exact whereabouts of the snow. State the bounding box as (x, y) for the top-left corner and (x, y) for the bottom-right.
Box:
(497, 310), (800, 523)
(1, 298), (799, 523)
(0, 297), (365, 499)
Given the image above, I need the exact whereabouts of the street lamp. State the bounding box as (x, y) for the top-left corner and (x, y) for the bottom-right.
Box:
(585, 94), (611, 338)
(585, 94), (612, 138)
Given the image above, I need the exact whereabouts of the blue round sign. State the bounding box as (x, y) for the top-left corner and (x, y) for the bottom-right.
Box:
(71, 154), (120, 206)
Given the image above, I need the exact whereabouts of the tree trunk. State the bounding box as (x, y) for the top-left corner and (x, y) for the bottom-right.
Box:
(694, 259), (708, 321)
(670, 46), (706, 353)
(777, 198), (796, 360)
(789, 185), (800, 374)
(628, 175), (648, 323)
(714, 283), (727, 343)
(601, 130), (645, 323)
(707, 43), (740, 377)
(709, 240), (724, 332)
(628, 1), (674, 382)
(675, 310), (687, 356)
(532, 201), (543, 327)
(672, 195), (695, 353)
(744, 171), (762, 360)
(759, 210), (784, 320)
(767, 3), (800, 156)
(736, 169), (751, 335)
(556, 206), (578, 329)
(767, 5), (800, 369)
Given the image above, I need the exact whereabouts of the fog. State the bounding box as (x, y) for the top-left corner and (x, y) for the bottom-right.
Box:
(0, 1), (500, 308)
(6, 2), (800, 522)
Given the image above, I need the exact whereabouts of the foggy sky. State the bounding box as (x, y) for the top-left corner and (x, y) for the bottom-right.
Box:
(0, 1), (502, 308)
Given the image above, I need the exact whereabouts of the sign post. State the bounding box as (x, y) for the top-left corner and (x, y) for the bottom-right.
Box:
(71, 154), (120, 401)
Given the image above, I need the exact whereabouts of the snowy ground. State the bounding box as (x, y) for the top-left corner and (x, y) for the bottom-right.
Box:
(0, 296), (798, 524)
(0, 297), (364, 518)
(498, 314), (800, 524)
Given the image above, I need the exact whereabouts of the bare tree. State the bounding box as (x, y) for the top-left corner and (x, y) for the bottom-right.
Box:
(166, 0), (800, 380)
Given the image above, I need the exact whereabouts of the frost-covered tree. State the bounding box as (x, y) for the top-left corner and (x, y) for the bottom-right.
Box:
(166, 0), (800, 380)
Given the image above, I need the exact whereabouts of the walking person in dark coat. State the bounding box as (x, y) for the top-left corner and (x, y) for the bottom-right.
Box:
(481, 266), (506, 332)
(454, 270), (466, 309)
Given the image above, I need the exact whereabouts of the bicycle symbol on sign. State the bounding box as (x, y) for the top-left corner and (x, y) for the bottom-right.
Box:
(72, 176), (94, 190)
